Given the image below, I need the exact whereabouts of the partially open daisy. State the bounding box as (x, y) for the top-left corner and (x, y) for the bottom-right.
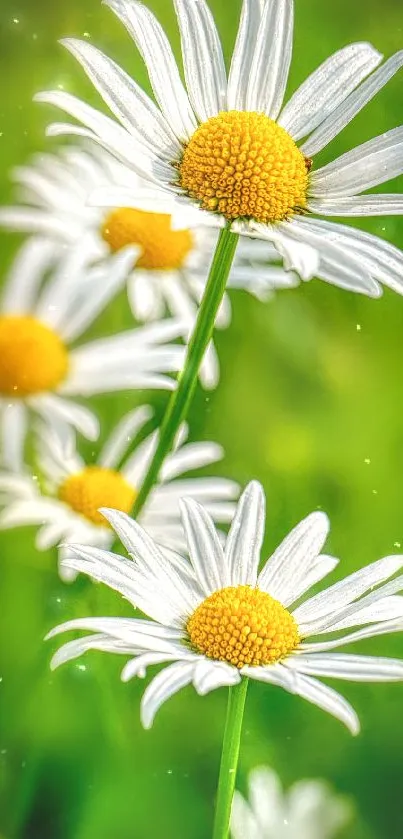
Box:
(0, 238), (184, 471)
(0, 144), (297, 387)
(35, 0), (403, 296)
(231, 765), (352, 839)
(0, 407), (238, 581)
(47, 481), (403, 732)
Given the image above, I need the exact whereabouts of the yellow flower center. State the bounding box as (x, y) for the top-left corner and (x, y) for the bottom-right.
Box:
(179, 110), (309, 223)
(58, 466), (136, 527)
(0, 315), (69, 397)
(187, 585), (299, 668)
(101, 208), (194, 270)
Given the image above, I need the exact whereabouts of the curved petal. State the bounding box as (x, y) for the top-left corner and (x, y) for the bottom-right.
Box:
(279, 42), (382, 141)
(105, 0), (197, 140)
(246, 0), (293, 118)
(310, 126), (403, 198)
(179, 497), (228, 592)
(173, 0), (227, 122)
(302, 50), (403, 156)
(258, 512), (330, 605)
(225, 481), (265, 586)
(228, 0), (263, 110)
(60, 38), (180, 156)
(140, 660), (195, 728)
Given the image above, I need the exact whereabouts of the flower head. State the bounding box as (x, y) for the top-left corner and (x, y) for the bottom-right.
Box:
(231, 765), (352, 839)
(0, 144), (297, 387)
(0, 408), (238, 581)
(47, 481), (403, 731)
(35, 0), (403, 295)
(0, 238), (184, 470)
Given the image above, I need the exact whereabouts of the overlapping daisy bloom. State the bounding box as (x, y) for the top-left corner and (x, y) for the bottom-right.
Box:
(231, 765), (352, 839)
(47, 481), (403, 732)
(0, 238), (185, 471)
(35, 0), (403, 295)
(0, 407), (239, 581)
(0, 144), (298, 387)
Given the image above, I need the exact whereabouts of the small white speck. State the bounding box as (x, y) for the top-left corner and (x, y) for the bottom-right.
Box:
(13, 18), (20, 24)
(167, 770), (173, 775)
(77, 664), (86, 672)
(57, 84), (64, 90)
(372, 489), (378, 495)
(356, 324), (362, 332)
(364, 458), (371, 465)
(394, 542), (401, 549)
(83, 31), (91, 38)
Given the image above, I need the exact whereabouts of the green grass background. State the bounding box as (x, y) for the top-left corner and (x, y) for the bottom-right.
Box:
(1, 0), (403, 836)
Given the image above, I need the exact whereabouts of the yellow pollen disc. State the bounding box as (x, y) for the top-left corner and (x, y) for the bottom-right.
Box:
(179, 110), (309, 223)
(58, 466), (136, 527)
(101, 208), (193, 270)
(187, 585), (300, 668)
(0, 315), (69, 397)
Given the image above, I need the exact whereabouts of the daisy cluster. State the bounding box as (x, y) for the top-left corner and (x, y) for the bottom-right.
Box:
(2, 0), (403, 836)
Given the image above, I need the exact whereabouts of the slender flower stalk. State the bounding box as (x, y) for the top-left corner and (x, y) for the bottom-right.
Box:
(213, 679), (249, 839)
(131, 224), (239, 519)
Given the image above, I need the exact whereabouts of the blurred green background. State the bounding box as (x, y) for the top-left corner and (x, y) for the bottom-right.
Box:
(1, 0), (403, 836)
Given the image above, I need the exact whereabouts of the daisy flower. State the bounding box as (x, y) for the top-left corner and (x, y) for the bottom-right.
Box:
(231, 765), (352, 839)
(0, 144), (297, 387)
(0, 406), (239, 581)
(47, 481), (403, 732)
(35, 0), (403, 296)
(0, 238), (184, 471)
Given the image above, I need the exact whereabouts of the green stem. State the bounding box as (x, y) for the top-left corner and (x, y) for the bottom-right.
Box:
(131, 223), (239, 519)
(213, 678), (249, 839)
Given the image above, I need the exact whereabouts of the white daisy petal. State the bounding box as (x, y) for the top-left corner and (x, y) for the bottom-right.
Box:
(30, 395), (100, 441)
(0, 207), (75, 240)
(306, 575), (403, 636)
(99, 405), (153, 469)
(193, 658), (241, 695)
(228, 0), (263, 111)
(258, 512), (330, 605)
(100, 508), (201, 618)
(46, 615), (183, 645)
(231, 791), (261, 839)
(293, 556), (403, 626)
(1, 239), (58, 314)
(225, 481), (265, 586)
(140, 660), (196, 728)
(0, 402), (27, 472)
(51, 633), (135, 670)
(122, 429), (158, 486)
(60, 248), (138, 342)
(160, 441), (224, 482)
(279, 668), (360, 735)
(173, 0), (227, 122)
(247, 0), (293, 118)
(251, 223), (320, 280)
(289, 555), (339, 606)
(60, 39), (181, 156)
(292, 216), (403, 296)
(308, 195), (403, 217)
(180, 498), (228, 592)
(310, 126), (403, 198)
(279, 42), (382, 141)
(286, 653), (403, 681)
(302, 50), (403, 156)
(300, 616), (403, 653)
(105, 0), (197, 140)
(294, 554), (403, 626)
(35, 91), (167, 184)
